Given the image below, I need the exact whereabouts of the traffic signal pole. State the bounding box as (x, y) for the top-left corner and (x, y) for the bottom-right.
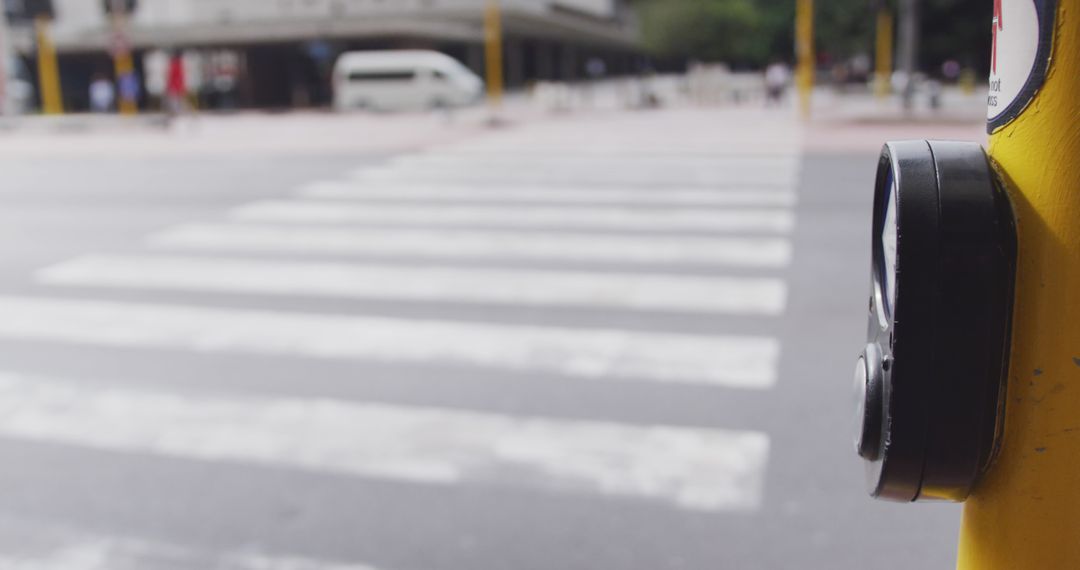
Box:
(957, 2), (1080, 568)
(34, 14), (62, 115)
(874, 5), (893, 99)
(483, 0), (504, 119)
(109, 0), (137, 115)
(795, 0), (814, 119)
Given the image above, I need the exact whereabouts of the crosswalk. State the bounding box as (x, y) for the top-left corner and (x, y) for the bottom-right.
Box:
(0, 515), (379, 570)
(146, 224), (793, 267)
(2, 111), (802, 567)
(230, 201), (796, 233)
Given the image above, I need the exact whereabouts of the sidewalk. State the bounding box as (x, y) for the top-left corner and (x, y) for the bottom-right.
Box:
(805, 87), (988, 153)
(0, 113), (169, 134)
(0, 85), (992, 158)
(0, 109), (503, 159)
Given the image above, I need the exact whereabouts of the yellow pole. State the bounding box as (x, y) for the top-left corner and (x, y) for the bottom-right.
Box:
(114, 52), (137, 115)
(110, 0), (137, 116)
(957, 2), (1080, 568)
(34, 15), (62, 115)
(874, 7), (894, 99)
(484, 0), (504, 112)
(795, 0), (814, 119)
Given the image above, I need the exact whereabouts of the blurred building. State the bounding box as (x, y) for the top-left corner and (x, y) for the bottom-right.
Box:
(5, 0), (639, 110)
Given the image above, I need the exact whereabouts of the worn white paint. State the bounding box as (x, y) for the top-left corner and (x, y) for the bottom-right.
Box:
(39, 255), (788, 315)
(231, 202), (796, 233)
(0, 517), (381, 570)
(0, 296), (780, 387)
(352, 165), (796, 187)
(0, 374), (770, 511)
(388, 154), (799, 171)
(148, 224), (794, 267)
(298, 181), (799, 207)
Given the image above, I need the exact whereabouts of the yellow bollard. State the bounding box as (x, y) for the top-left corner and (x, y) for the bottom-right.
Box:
(957, 1), (1080, 568)
(483, 0), (504, 113)
(795, 0), (814, 120)
(34, 15), (62, 115)
(874, 7), (893, 99)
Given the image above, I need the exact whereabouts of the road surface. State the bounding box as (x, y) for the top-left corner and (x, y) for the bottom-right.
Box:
(0, 107), (963, 569)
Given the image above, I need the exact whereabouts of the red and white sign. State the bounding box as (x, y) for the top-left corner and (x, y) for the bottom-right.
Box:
(987, 0), (1043, 124)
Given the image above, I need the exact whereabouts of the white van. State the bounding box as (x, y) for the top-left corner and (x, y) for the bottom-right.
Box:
(332, 50), (483, 112)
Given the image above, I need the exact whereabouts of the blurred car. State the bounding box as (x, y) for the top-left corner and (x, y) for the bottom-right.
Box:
(332, 50), (483, 112)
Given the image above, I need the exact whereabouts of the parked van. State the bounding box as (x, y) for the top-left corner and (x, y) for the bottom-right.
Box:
(332, 50), (483, 112)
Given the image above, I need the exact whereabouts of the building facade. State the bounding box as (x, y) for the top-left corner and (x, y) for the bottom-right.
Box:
(7, 0), (639, 110)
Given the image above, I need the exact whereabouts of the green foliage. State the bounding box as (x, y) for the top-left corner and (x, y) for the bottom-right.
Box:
(632, 0), (992, 73)
(636, 0), (773, 64)
(921, 0), (992, 71)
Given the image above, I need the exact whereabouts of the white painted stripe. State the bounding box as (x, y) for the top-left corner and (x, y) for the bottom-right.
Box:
(38, 255), (788, 315)
(232, 202), (795, 233)
(0, 373), (770, 511)
(149, 224), (794, 268)
(299, 181), (799, 207)
(380, 157), (803, 178)
(0, 518), (381, 570)
(438, 146), (804, 157)
(390, 154), (799, 169)
(352, 165), (797, 187)
(372, 153), (800, 174)
(0, 296), (779, 387)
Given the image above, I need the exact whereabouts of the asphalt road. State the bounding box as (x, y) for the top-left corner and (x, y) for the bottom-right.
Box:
(0, 108), (962, 569)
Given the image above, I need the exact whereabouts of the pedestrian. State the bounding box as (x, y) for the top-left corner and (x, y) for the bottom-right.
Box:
(764, 60), (791, 106)
(942, 59), (961, 83)
(89, 73), (115, 113)
(143, 49), (170, 111)
(165, 50), (188, 118)
(584, 56), (607, 108)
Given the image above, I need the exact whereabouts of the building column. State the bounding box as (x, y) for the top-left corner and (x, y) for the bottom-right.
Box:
(535, 41), (555, 81)
(466, 43), (485, 77)
(505, 37), (525, 88)
(560, 45), (577, 82)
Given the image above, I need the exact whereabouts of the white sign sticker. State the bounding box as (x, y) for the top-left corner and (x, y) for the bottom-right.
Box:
(987, 0), (1056, 132)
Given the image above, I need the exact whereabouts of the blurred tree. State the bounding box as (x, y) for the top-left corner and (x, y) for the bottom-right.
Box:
(635, 0), (771, 65)
(921, 0), (992, 73)
(632, 0), (992, 73)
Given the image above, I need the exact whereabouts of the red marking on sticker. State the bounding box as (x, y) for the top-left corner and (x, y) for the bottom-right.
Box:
(993, 0), (1004, 73)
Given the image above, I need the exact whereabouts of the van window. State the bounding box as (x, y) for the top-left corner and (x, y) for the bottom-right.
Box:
(347, 70), (416, 82)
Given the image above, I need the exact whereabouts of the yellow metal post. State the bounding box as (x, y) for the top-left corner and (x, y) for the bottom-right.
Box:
(34, 15), (62, 115)
(110, 0), (137, 116)
(874, 7), (894, 99)
(957, 2), (1080, 568)
(114, 53), (137, 115)
(795, 0), (814, 119)
(484, 0), (504, 113)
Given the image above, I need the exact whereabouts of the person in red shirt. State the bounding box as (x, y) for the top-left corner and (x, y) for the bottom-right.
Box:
(166, 50), (187, 117)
